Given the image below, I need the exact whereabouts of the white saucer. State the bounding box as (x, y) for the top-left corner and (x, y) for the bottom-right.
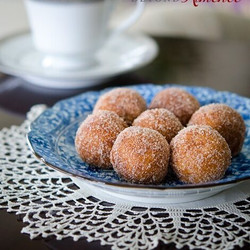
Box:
(72, 177), (239, 205)
(0, 32), (158, 89)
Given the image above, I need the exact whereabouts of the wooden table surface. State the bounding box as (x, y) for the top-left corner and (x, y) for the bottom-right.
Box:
(0, 36), (249, 250)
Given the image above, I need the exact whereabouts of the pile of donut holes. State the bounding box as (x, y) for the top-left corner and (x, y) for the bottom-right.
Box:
(75, 87), (246, 185)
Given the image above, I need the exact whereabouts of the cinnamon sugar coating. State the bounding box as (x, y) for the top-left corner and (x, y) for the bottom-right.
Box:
(133, 108), (183, 143)
(93, 88), (147, 125)
(149, 88), (200, 125)
(188, 104), (246, 156)
(170, 125), (231, 184)
(75, 111), (127, 169)
(110, 127), (170, 184)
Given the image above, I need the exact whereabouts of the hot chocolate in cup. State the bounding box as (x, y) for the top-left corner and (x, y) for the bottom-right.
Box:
(25, 0), (145, 70)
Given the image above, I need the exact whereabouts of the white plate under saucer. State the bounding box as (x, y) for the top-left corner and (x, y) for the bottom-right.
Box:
(0, 32), (158, 89)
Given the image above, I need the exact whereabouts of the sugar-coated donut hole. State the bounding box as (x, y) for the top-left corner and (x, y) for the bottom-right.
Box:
(133, 108), (183, 143)
(111, 126), (170, 184)
(75, 110), (127, 169)
(93, 88), (147, 125)
(149, 88), (200, 126)
(170, 125), (231, 184)
(188, 103), (246, 156)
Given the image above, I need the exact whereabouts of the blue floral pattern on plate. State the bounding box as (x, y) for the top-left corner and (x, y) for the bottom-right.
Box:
(27, 84), (250, 189)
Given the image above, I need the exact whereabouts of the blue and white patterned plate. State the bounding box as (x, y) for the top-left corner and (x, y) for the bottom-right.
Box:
(27, 84), (250, 203)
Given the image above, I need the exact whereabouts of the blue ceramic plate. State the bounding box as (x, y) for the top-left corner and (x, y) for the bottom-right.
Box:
(27, 84), (250, 191)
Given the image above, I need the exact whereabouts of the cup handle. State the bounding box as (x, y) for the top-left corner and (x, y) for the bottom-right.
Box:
(110, 1), (145, 37)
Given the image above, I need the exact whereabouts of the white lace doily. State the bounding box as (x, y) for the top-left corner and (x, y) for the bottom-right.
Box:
(0, 105), (249, 250)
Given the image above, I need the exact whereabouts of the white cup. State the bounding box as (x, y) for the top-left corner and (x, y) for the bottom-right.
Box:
(24, 0), (145, 70)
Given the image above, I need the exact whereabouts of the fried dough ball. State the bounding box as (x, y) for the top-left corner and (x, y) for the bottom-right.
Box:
(133, 108), (183, 143)
(188, 104), (246, 156)
(170, 125), (231, 184)
(93, 88), (147, 124)
(75, 110), (127, 169)
(110, 127), (170, 184)
(149, 88), (200, 125)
